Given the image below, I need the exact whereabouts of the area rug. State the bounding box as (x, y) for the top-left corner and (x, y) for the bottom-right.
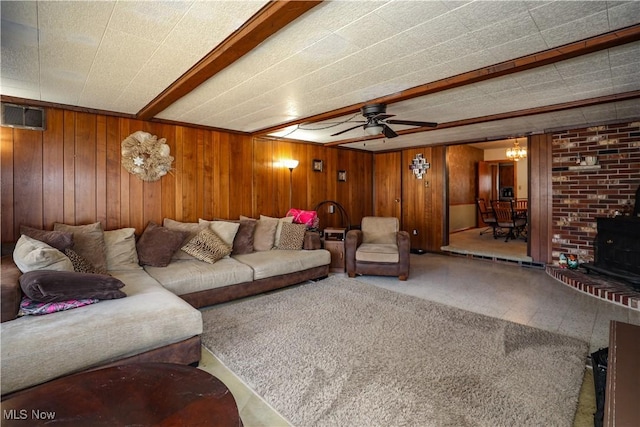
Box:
(201, 277), (588, 427)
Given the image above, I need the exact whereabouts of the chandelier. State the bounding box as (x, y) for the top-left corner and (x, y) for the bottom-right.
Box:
(506, 139), (527, 161)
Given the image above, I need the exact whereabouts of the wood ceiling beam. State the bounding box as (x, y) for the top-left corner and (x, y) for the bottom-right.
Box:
(255, 23), (640, 138)
(136, 0), (323, 121)
(322, 90), (640, 147)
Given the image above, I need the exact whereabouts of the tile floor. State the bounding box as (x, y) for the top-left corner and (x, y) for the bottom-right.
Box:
(198, 252), (640, 426)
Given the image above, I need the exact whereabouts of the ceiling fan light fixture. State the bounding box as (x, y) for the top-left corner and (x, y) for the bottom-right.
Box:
(364, 122), (383, 136)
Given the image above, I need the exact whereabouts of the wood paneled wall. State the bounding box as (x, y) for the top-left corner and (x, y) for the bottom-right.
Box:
(528, 133), (553, 263)
(1, 107), (373, 242)
(402, 147), (447, 252)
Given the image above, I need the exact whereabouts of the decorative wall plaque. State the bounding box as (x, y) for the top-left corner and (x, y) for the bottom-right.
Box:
(409, 154), (430, 179)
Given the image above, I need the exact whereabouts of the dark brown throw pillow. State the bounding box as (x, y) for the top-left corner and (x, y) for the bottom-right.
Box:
(136, 222), (186, 267)
(232, 218), (257, 255)
(20, 226), (74, 251)
(19, 270), (126, 303)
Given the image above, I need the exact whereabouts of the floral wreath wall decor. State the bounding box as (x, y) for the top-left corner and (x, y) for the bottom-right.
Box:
(121, 131), (174, 182)
(409, 153), (430, 179)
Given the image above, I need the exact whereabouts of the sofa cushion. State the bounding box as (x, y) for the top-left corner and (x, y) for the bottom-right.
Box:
(361, 217), (399, 245)
(260, 215), (294, 248)
(232, 218), (256, 255)
(1, 269), (202, 395)
(276, 222), (307, 250)
(53, 222), (108, 273)
(355, 243), (400, 263)
(233, 249), (331, 280)
(64, 248), (103, 274)
(163, 219), (206, 261)
(181, 228), (231, 264)
(242, 216), (276, 251)
(144, 258), (254, 296)
(136, 222), (186, 267)
(13, 235), (74, 273)
(20, 226), (74, 251)
(198, 219), (240, 248)
(20, 270), (126, 303)
(104, 228), (141, 271)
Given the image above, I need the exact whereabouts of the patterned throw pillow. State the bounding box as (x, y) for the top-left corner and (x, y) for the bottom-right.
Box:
(276, 222), (307, 250)
(64, 248), (104, 274)
(181, 228), (231, 264)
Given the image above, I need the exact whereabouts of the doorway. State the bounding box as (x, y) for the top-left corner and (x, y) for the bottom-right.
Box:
(443, 139), (531, 263)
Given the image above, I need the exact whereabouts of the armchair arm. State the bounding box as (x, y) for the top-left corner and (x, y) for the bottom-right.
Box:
(397, 231), (411, 280)
(345, 230), (362, 277)
(303, 231), (322, 250)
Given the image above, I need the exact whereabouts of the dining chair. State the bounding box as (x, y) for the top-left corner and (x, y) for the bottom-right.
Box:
(491, 200), (527, 242)
(476, 198), (499, 238)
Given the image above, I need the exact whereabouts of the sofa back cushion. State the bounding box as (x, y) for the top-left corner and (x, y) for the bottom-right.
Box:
(103, 228), (141, 270)
(53, 222), (108, 273)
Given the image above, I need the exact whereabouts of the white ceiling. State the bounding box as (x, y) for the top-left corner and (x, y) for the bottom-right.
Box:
(2, 0), (639, 152)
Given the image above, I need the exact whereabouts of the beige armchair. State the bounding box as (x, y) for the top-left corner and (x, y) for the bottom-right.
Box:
(345, 216), (410, 281)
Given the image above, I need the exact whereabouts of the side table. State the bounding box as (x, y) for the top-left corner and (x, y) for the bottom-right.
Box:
(323, 227), (346, 273)
(1, 363), (243, 426)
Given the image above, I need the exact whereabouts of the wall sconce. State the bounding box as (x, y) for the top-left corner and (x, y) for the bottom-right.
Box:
(283, 159), (299, 209)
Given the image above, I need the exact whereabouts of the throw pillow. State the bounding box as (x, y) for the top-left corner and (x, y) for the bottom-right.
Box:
(181, 228), (231, 264)
(19, 297), (99, 316)
(276, 222), (307, 250)
(198, 219), (240, 247)
(53, 222), (108, 273)
(64, 248), (102, 274)
(246, 216), (278, 251)
(260, 215), (294, 247)
(19, 270), (126, 303)
(136, 222), (186, 267)
(103, 228), (141, 270)
(232, 218), (257, 255)
(19, 226), (74, 251)
(13, 235), (74, 273)
(163, 218), (206, 261)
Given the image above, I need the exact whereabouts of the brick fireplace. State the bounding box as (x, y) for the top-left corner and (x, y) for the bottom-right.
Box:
(551, 120), (640, 265)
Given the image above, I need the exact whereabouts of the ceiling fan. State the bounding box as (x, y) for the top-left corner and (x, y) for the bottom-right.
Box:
(330, 103), (437, 139)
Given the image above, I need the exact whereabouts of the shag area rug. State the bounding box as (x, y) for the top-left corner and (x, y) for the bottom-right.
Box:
(201, 277), (588, 426)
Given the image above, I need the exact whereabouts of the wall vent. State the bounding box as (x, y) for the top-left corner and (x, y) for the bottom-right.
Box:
(1, 103), (46, 131)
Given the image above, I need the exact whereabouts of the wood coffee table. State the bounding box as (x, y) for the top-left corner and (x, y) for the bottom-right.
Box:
(1, 363), (242, 426)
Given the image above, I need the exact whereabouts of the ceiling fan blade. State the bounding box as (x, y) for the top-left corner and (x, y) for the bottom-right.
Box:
(382, 124), (398, 138)
(331, 123), (364, 137)
(385, 119), (438, 127)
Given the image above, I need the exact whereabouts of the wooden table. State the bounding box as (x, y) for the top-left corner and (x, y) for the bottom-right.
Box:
(1, 363), (242, 426)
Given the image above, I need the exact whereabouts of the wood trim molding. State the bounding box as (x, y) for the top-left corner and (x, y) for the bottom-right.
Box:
(255, 24), (640, 138)
(136, 0), (322, 121)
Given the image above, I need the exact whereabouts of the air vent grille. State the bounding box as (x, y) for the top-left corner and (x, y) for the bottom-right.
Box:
(1, 103), (46, 131)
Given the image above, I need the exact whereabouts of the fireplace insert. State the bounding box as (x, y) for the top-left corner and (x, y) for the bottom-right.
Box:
(583, 216), (640, 288)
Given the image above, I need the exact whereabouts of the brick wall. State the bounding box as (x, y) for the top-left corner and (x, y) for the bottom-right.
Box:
(551, 120), (640, 264)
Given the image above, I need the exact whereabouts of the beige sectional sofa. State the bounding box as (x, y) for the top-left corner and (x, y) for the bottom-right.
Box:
(1, 217), (330, 396)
